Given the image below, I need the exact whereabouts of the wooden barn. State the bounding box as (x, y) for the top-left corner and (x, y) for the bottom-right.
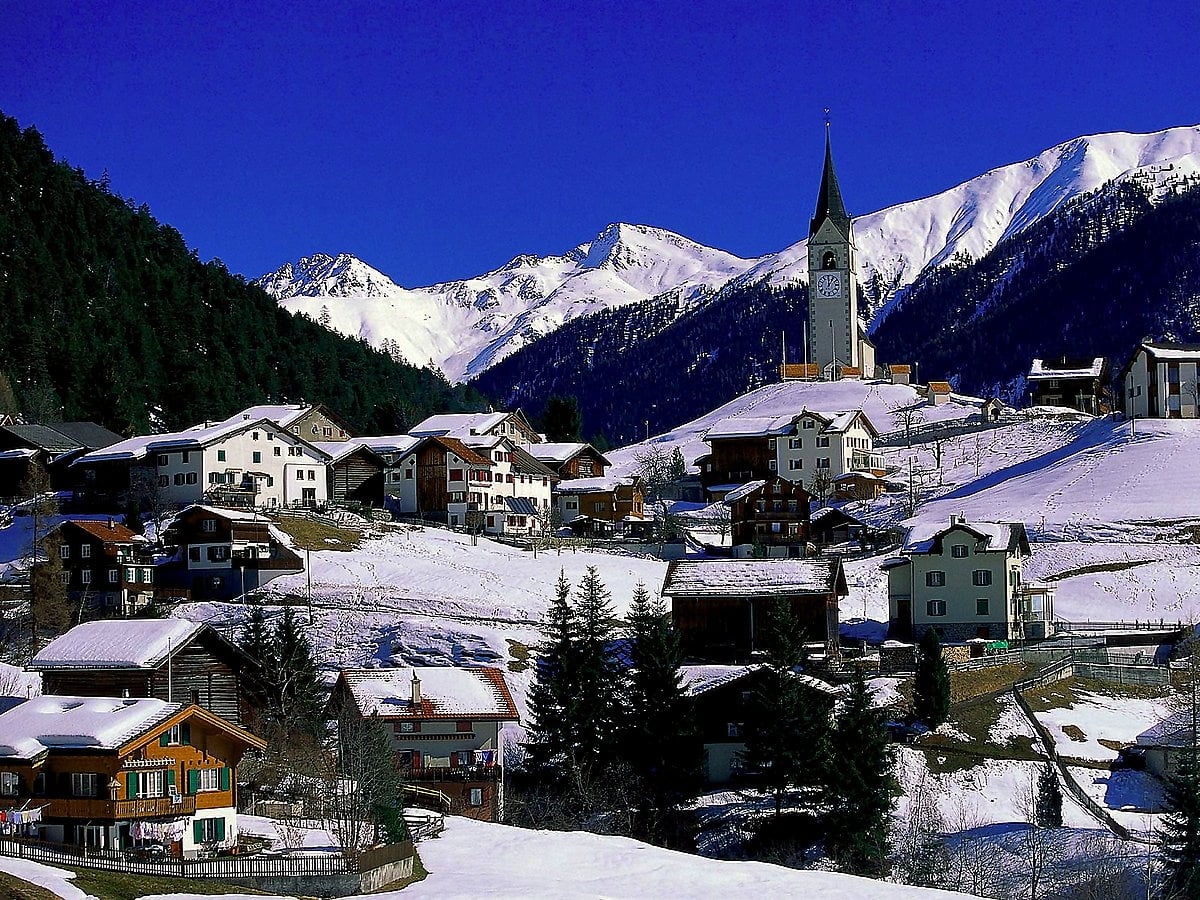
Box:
(31, 619), (267, 727)
(315, 441), (386, 506)
(662, 558), (847, 662)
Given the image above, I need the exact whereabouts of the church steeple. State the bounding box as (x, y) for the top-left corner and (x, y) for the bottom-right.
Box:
(809, 126), (851, 239)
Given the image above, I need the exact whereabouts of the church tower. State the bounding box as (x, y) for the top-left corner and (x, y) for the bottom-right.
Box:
(807, 126), (872, 378)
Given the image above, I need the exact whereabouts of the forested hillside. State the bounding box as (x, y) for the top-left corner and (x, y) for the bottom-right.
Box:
(0, 112), (482, 436)
(873, 178), (1200, 398)
(475, 282), (807, 446)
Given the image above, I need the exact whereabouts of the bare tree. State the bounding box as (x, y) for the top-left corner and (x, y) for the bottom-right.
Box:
(893, 771), (950, 888)
(808, 468), (834, 507)
(633, 445), (673, 501)
(1017, 768), (1066, 900)
(889, 401), (926, 448)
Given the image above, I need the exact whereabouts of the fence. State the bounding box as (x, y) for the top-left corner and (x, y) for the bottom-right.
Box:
(948, 647), (1170, 686)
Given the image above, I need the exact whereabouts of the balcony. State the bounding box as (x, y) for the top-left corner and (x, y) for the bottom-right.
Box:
(44, 794), (196, 820)
(849, 452), (887, 474)
(402, 765), (502, 783)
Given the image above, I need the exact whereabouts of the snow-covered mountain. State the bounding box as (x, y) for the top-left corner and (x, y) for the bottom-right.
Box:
(259, 124), (1200, 382)
(257, 224), (751, 383)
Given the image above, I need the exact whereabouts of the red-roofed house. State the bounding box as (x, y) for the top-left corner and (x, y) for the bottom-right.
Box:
(49, 519), (180, 616)
(327, 666), (519, 821)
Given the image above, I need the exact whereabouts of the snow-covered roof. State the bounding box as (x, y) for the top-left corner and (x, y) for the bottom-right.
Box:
(311, 440), (382, 463)
(1028, 358), (1106, 380)
(528, 442), (602, 464)
(0, 448), (37, 460)
(410, 413), (510, 439)
(338, 666), (519, 720)
(172, 504), (271, 524)
(556, 474), (640, 494)
(77, 417), (328, 464)
(721, 480), (767, 504)
(704, 415), (794, 439)
(356, 434), (420, 455)
(1139, 341), (1200, 361)
(903, 520), (1028, 554)
(663, 558), (845, 597)
(30, 619), (204, 670)
(218, 404), (312, 428)
(681, 665), (756, 696)
(0, 695), (181, 760)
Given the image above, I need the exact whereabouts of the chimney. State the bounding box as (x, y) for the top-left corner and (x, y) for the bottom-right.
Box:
(108, 517), (116, 530)
(411, 673), (421, 707)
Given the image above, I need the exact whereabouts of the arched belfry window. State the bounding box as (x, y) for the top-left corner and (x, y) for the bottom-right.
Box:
(822, 251), (837, 269)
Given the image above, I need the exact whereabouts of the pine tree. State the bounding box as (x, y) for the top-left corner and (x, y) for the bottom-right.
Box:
(824, 669), (895, 876)
(543, 395), (583, 442)
(572, 567), (622, 775)
(912, 628), (951, 728)
(270, 606), (325, 739)
(526, 571), (579, 779)
(741, 600), (830, 817)
(1162, 670), (1200, 900)
(625, 583), (701, 835)
(1035, 762), (1063, 828)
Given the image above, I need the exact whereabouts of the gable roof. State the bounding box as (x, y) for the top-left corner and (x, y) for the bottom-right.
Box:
(704, 415), (795, 440)
(30, 619), (204, 670)
(903, 520), (1030, 556)
(888, 365), (912, 375)
(509, 445), (558, 478)
(312, 440), (386, 465)
(927, 381), (953, 395)
(76, 417), (330, 465)
(0, 424), (82, 454)
(422, 435), (494, 468)
(357, 434), (420, 456)
(662, 558), (847, 598)
(0, 695), (181, 761)
(411, 410), (537, 442)
(1028, 357), (1107, 380)
(720, 480), (768, 505)
(528, 443), (611, 467)
(335, 666), (519, 720)
(61, 518), (143, 545)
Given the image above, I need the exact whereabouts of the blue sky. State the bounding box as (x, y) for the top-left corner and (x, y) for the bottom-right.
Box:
(4, 0), (1198, 285)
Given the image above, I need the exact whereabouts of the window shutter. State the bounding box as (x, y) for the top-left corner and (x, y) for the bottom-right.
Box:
(166, 769), (176, 791)
(127, 772), (138, 799)
(219, 767), (230, 791)
(187, 769), (199, 795)
(193, 819), (204, 844)
(159, 732), (169, 747)
(181, 723), (191, 745)
(215, 817), (226, 841)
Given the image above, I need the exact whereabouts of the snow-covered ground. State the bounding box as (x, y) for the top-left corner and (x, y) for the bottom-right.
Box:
(1032, 689), (1173, 765)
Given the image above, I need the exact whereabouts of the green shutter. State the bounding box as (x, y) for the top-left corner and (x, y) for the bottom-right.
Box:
(166, 769), (176, 790)
(219, 767), (230, 791)
(193, 819), (204, 844)
(187, 769), (199, 795)
(126, 772), (138, 798)
(215, 817), (226, 841)
(181, 723), (191, 745)
(159, 732), (169, 747)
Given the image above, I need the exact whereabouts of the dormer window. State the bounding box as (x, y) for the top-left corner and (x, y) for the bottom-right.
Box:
(822, 251), (837, 269)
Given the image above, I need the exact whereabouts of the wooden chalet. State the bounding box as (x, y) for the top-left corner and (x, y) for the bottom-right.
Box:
(663, 558), (847, 662)
(314, 441), (386, 506)
(556, 475), (646, 533)
(528, 443), (611, 480)
(809, 506), (865, 547)
(327, 667), (519, 822)
(834, 470), (885, 501)
(695, 417), (782, 494)
(1027, 356), (1110, 414)
(31, 619), (266, 727)
(0, 421), (123, 498)
(722, 477), (812, 555)
(156, 505), (302, 602)
(0, 695), (265, 856)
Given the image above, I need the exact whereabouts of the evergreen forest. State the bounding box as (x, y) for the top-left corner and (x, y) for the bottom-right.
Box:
(0, 111), (482, 436)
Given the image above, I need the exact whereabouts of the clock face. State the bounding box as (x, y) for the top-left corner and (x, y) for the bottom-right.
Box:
(816, 272), (842, 298)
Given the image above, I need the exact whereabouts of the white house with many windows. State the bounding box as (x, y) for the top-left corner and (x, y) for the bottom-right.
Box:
(771, 409), (884, 485)
(76, 418), (330, 509)
(1121, 341), (1200, 419)
(884, 516), (1052, 643)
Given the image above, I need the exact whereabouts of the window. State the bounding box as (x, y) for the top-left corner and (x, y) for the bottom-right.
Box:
(186, 472), (197, 484)
(926, 599), (946, 617)
(189, 547), (201, 561)
(405, 469), (413, 479)
(252, 431), (259, 441)
(173, 473), (184, 485)
(252, 452), (261, 464)
(157, 454), (169, 466)
(109, 568), (119, 583)
(0, 772), (17, 795)
(768, 459), (777, 471)
(803, 419), (814, 429)
(71, 773), (100, 797)
(456, 720), (473, 732)
(143, 568), (154, 584)
(817, 436), (830, 448)
(217, 450), (226, 462)
(973, 570), (992, 586)
(59, 572), (70, 585)
(136, 769), (165, 797)
(727, 722), (742, 737)
(81, 570), (92, 585)
(822, 250), (836, 269)
(816, 458), (830, 469)
(80, 544), (91, 559)
(267, 432), (274, 440)
(197, 768), (221, 792)
(789, 459), (803, 470)
(449, 469), (464, 481)
(926, 571), (946, 587)
(208, 546), (230, 562)
(323, 427), (332, 437)
(182, 450), (191, 463)
(1011, 568), (1022, 586)
(273, 446), (281, 457)
(125, 567), (136, 581)
(307, 469), (315, 480)
(291, 425), (300, 434)
(59, 544), (70, 559)
(468, 788), (483, 807)
(951, 544), (969, 558)
(195, 816), (225, 843)
(162, 723), (189, 746)
(158, 475), (169, 487)
(208, 473), (221, 484)
(202, 518), (217, 533)
(976, 598), (990, 616)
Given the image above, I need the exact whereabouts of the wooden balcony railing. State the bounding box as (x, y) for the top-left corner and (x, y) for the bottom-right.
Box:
(44, 795), (196, 820)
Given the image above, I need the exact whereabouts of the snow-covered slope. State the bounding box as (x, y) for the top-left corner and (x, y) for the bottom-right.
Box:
(259, 224), (751, 382)
(260, 125), (1200, 383)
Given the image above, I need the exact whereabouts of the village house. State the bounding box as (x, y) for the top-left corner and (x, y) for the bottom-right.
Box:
(313, 441), (386, 507)
(1121, 341), (1200, 419)
(227, 404), (356, 443)
(833, 470), (886, 501)
(0, 694), (265, 856)
(463, 436), (558, 535)
(926, 382), (953, 406)
(155, 505), (303, 603)
(682, 666), (837, 783)
(30, 619), (266, 728)
(326, 667), (519, 822)
(721, 477), (812, 557)
(554, 475), (646, 535)
(888, 364), (912, 385)
(663, 558), (847, 662)
(409, 410), (541, 446)
(884, 515), (1053, 643)
(1027, 356), (1110, 414)
(73, 418), (331, 511)
(697, 409), (884, 499)
(47, 518), (181, 617)
(527, 442), (610, 479)
(0, 421), (124, 498)
(809, 506), (866, 548)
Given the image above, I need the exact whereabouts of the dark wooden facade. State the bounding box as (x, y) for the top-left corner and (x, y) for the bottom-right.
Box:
(1029, 357), (1110, 414)
(672, 594), (839, 663)
(415, 441), (450, 516)
(549, 446), (610, 480)
(37, 627), (266, 727)
(726, 477), (811, 548)
(51, 519), (165, 617)
(327, 446), (385, 505)
(699, 437), (773, 490)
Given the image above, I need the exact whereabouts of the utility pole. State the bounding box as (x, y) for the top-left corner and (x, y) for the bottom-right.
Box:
(306, 547), (313, 625)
